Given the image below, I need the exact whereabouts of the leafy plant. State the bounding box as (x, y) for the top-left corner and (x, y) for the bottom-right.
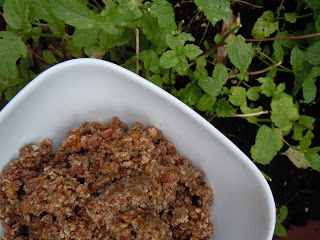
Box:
(0, 0), (320, 236)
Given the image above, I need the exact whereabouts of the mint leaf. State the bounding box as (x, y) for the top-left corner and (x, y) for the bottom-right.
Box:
(66, 39), (82, 58)
(300, 130), (314, 151)
(198, 63), (228, 97)
(293, 125), (307, 141)
(290, 46), (305, 74)
(305, 41), (320, 65)
(3, 0), (32, 31)
(183, 44), (203, 60)
(197, 93), (216, 111)
(215, 98), (236, 117)
(99, 28), (132, 50)
(292, 62), (313, 97)
(274, 223), (287, 238)
(273, 128), (284, 151)
(149, 74), (163, 88)
(72, 28), (100, 48)
(299, 115), (316, 128)
(275, 31), (294, 48)
(252, 11), (279, 39)
(140, 50), (160, 73)
(229, 86), (246, 106)
(84, 45), (105, 58)
(284, 13), (297, 23)
(258, 77), (277, 97)
(284, 147), (311, 169)
(226, 35), (254, 74)
(306, 147), (320, 171)
(174, 58), (188, 75)
(247, 86), (260, 101)
(29, 0), (65, 34)
(195, 0), (232, 27)
(273, 40), (284, 62)
(278, 205), (289, 223)
(304, 0), (320, 9)
(0, 31), (28, 79)
(251, 125), (278, 165)
(166, 33), (194, 50)
(159, 50), (179, 69)
(149, 0), (176, 31)
(194, 55), (208, 79)
(43, 50), (58, 64)
(271, 97), (300, 131)
(302, 76), (317, 104)
(188, 85), (202, 106)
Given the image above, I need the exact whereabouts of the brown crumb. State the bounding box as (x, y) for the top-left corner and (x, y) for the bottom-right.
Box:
(0, 117), (213, 240)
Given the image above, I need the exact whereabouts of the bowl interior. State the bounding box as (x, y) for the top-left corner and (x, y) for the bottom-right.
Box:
(0, 59), (275, 240)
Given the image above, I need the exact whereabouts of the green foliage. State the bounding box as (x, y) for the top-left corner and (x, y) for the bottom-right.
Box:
(274, 205), (288, 237)
(251, 11), (279, 38)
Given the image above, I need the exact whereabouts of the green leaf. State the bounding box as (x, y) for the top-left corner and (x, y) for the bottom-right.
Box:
(149, 0), (176, 31)
(166, 33), (194, 50)
(183, 44), (203, 60)
(278, 205), (289, 223)
(0, 31), (28, 79)
(275, 31), (294, 48)
(5, 87), (18, 102)
(292, 62), (313, 97)
(229, 86), (246, 106)
(140, 50), (160, 73)
(3, 0), (32, 31)
(305, 41), (320, 65)
(302, 76), (317, 103)
(66, 39), (82, 58)
(299, 115), (316, 128)
(240, 105), (263, 124)
(72, 28), (100, 48)
(273, 128), (284, 151)
(159, 50), (179, 68)
(84, 45), (106, 59)
(42, 50), (58, 64)
(300, 130), (314, 151)
(215, 98), (236, 117)
(197, 93), (216, 111)
(31, 26), (42, 42)
(274, 223), (287, 237)
(258, 77), (277, 97)
(247, 86), (260, 101)
(284, 147), (311, 169)
(306, 148), (320, 171)
(174, 58), (188, 76)
(273, 40), (284, 62)
(271, 98), (300, 131)
(293, 125), (306, 141)
(188, 85), (202, 106)
(198, 63), (228, 97)
(29, 0), (65, 33)
(99, 28), (132, 50)
(290, 46), (305, 74)
(251, 10), (279, 39)
(195, 0), (232, 27)
(250, 125), (278, 165)
(304, 0), (320, 9)
(149, 74), (163, 88)
(194, 55), (208, 79)
(226, 35), (254, 74)
(284, 12), (297, 23)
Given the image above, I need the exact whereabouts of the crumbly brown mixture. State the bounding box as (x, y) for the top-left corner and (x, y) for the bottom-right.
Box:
(0, 117), (213, 240)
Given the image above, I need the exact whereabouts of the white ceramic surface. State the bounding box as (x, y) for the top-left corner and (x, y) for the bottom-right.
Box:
(0, 59), (275, 239)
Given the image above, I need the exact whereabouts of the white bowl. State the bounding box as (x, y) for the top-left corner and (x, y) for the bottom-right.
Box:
(0, 59), (275, 239)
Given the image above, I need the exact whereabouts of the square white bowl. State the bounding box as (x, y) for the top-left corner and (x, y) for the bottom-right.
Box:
(0, 59), (275, 240)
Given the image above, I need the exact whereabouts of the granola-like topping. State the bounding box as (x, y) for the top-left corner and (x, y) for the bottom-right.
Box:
(0, 117), (213, 240)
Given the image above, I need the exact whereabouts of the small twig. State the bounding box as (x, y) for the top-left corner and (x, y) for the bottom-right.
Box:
(228, 61), (282, 79)
(231, 110), (269, 118)
(92, 0), (103, 11)
(26, 43), (54, 66)
(246, 32), (320, 42)
(134, 28), (140, 75)
(231, 0), (264, 8)
(199, 21), (210, 46)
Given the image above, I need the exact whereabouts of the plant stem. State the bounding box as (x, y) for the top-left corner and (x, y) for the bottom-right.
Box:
(199, 20), (210, 45)
(30, 21), (49, 27)
(228, 61), (282, 79)
(231, 0), (264, 8)
(134, 28), (140, 75)
(92, 0), (103, 11)
(20, 31), (70, 39)
(26, 44), (54, 66)
(220, 25), (241, 44)
(231, 110), (269, 118)
(260, 170), (272, 181)
(246, 32), (320, 42)
(257, 52), (292, 72)
(278, 13), (313, 20)
(257, 119), (272, 122)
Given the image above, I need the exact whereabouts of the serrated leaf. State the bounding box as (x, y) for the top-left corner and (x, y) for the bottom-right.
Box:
(215, 98), (236, 117)
(66, 39), (82, 58)
(300, 130), (314, 151)
(29, 0), (65, 34)
(299, 115), (316, 129)
(195, 0), (232, 27)
(306, 147), (320, 171)
(302, 76), (317, 103)
(198, 63), (228, 97)
(258, 77), (277, 97)
(140, 50), (160, 73)
(149, 74), (163, 88)
(194, 55), (208, 79)
(226, 35), (254, 74)
(293, 124), (306, 141)
(72, 28), (100, 48)
(197, 93), (216, 111)
(0, 31), (27, 79)
(290, 46), (305, 74)
(3, 0), (32, 31)
(304, 0), (320, 9)
(284, 147), (311, 169)
(188, 85), (202, 106)
(159, 50), (179, 69)
(251, 125), (278, 165)
(183, 44), (203, 60)
(273, 40), (284, 61)
(247, 86), (260, 101)
(251, 10), (279, 39)
(229, 86), (246, 106)
(42, 50), (58, 64)
(149, 0), (176, 31)
(292, 62), (313, 97)
(99, 28), (132, 50)
(305, 41), (320, 65)
(273, 128), (284, 151)
(174, 58), (188, 76)
(271, 97), (300, 131)
(284, 13), (297, 23)
(166, 33), (194, 50)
